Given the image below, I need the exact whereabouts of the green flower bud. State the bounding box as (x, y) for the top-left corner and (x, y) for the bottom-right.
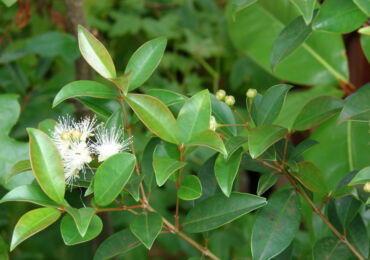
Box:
(246, 88), (257, 99)
(209, 116), (217, 131)
(224, 95), (235, 106)
(215, 89), (226, 100)
(364, 182), (370, 193)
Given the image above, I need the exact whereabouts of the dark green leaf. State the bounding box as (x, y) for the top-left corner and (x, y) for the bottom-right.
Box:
(77, 97), (120, 119)
(65, 207), (96, 237)
(257, 173), (278, 196)
(183, 192), (266, 233)
(38, 119), (57, 136)
(60, 214), (102, 245)
(248, 125), (288, 158)
(125, 37), (167, 91)
(289, 0), (316, 24)
(105, 109), (124, 130)
(125, 174), (143, 201)
(126, 93), (180, 144)
(94, 153), (135, 206)
(177, 175), (202, 200)
(11, 208), (61, 251)
(348, 214), (369, 259)
(130, 212), (163, 249)
(335, 196), (361, 227)
(215, 149), (243, 197)
(252, 189), (300, 260)
(27, 128), (65, 204)
(142, 138), (161, 191)
(224, 136), (248, 159)
(145, 89), (187, 106)
(153, 156), (186, 187)
(53, 80), (117, 107)
(313, 237), (351, 260)
(294, 162), (328, 193)
(211, 95), (237, 137)
(288, 139), (318, 160)
(78, 25), (116, 78)
(339, 83), (370, 122)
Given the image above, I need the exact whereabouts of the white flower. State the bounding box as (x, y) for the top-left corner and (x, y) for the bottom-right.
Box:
(52, 115), (76, 155)
(92, 126), (131, 162)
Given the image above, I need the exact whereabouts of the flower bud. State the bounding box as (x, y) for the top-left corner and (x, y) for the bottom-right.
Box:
(246, 88), (257, 99)
(209, 116), (217, 131)
(215, 89), (226, 100)
(224, 95), (235, 106)
(364, 182), (370, 193)
(60, 131), (71, 141)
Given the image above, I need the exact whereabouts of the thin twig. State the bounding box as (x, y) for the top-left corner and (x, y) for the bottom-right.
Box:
(175, 146), (185, 229)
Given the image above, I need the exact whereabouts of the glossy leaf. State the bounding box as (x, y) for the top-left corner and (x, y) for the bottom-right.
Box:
(252, 189), (300, 260)
(177, 175), (202, 200)
(271, 16), (312, 70)
(348, 166), (370, 185)
(354, 0), (370, 16)
(65, 207), (96, 237)
(339, 83), (370, 122)
(77, 97), (120, 118)
(60, 214), (102, 245)
(126, 93), (180, 144)
(53, 80), (117, 107)
(125, 174), (143, 201)
(27, 128), (65, 204)
(177, 90), (211, 144)
(5, 160), (31, 183)
(224, 136), (248, 159)
(130, 212), (163, 249)
(0, 184), (59, 207)
(313, 237), (351, 260)
(289, 0), (315, 24)
(105, 109), (124, 130)
(153, 156), (186, 187)
(348, 214), (369, 259)
(294, 96), (343, 130)
(11, 208), (61, 251)
(230, 0), (258, 19)
(187, 130), (227, 155)
(183, 192), (266, 233)
(78, 25), (116, 78)
(294, 162), (328, 193)
(142, 138), (161, 191)
(248, 125), (288, 158)
(335, 195), (362, 227)
(255, 84), (292, 126)
(257, 173), (278, 196)
(214, 149), (243, 197)
(94, 153), (135, 206)
(146, 89), (187, 106)
(94, 229), (140, 260)
(211, 95), (237, 137)
(289, 139), (318, 160)
(313, 0), (367, 33)
(125, 37), (167, 91)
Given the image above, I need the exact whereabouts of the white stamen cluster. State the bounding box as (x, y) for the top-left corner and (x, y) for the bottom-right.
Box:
(51, 115), (131, 185)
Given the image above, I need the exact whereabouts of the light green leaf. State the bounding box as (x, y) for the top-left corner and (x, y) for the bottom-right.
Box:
(153, 157), (186, 187)
(5, 160), (31, 184)
(145, 89), (187, 106)
(353, 0), (370, 16)
(60, 214), (102, 245)
(27, 128), (65, 204)
(94, 153), (135, 207)
(187, 130), (227, 155)
(230, 0), (258, 19)
(130, 212), (163, 249)
(256, 84), (292, 126)
(11, 208), (61, 251)
(252, 189), (300, 260)
(339, 83), (370, 122)
(94, 229), (140, 260)
(294, 162), (328, 193)
(313, 0), (367, 33)
(177, 175), (202, 200)
(0, 184), (59, 207)
(257, 173), (278, 196)
(126, 93), (180, 144)
(215, 149), (243, 197)
(65, 207), (96, 237)
(248, 125), (287, 158)
(177, 90), (211, 144)
(2, 0), (17, 7)
(183, 192), (266, 233)
(293, 96), (343, 130)
(348, 167), (370, 185)
(289, 0), (316, 24)
(53, 80), (117, 107)
(125, 37), (167, 91)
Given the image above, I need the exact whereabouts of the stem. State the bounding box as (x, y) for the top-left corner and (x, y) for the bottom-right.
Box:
(96, 204), (143, 213)
(175, 146), (185, 229)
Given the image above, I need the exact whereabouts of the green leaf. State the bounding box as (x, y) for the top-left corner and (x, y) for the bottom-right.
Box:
(228, 0), (349, 85)
(125, 37), (167, 91)
(153, 155), (186, 187)
(257, 173), (278, 196)
(142, 138), (161, 191)
(339, 83), (370, 122)
(126, 93), (180, 144)
(0, 184), (59, 207)
(288, 139), (318, 160)
(211, 95), (237, 137)
(348, 214), (369, 259)
(94, 153), (135, 207)
(183, 192), (266, 233)
(248, 125), (287, 159)
(230, 0), (258, 19)
(214, 149), (243, 197)
(27, 128), (65, 204)
(177, 175), (202, 200)
(38, 119), (57, 136)
(53, 80), (117, 107)
(78, 25), (116, 78)
(94, 229), (140, 260)
(187, 130), (227, 155)
(105, 109), (124, 130)
(10, 208), (61, 251)
(130, 212), (163, 249)
(177, 90), (211, 144)
(289, 0), (316, 24)
(271, 15), (313, 70)
(313, 237), (351, 260)
(252, 189), (301, 260)
(224, 136), (248, 159)
(65, 207), (96, 237)
(2, 0), (17, 7)
(294, 162), (328, 193)
(125, 174), (143, 201)
(145, 89), (187, 106)
(349, 166), (370, 185)
(335, 196), (362, 227)
(77, 97), (120, 119)
(293, 96), (343, 130)
(60, 214), (102, 245)
(313, 0), (367, 33)
(354, 0), (370, 16)
(256, 84), (292, 126)
(5, 160), (31, 184)
(361, 35), (370, 63)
